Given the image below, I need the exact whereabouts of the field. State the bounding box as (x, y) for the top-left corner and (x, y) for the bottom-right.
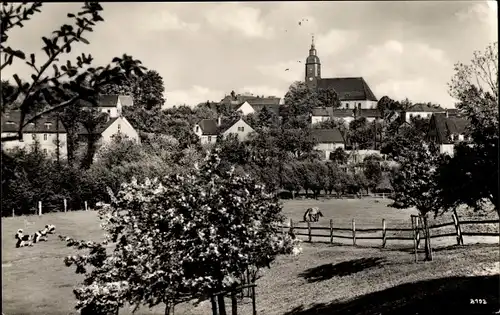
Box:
(2, 198), (499, 315)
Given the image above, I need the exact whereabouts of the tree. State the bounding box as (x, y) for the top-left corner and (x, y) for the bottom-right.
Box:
(348, 117), (374, 150)
(62, 149), (301, 314)
(1, 2), (145, 143)
(363, 154), (383, 192)
(436, 42), (499, 217)
(390, 139), (441, 216)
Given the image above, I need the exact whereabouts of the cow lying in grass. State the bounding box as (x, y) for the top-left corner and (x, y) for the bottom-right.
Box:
(15, 229), (33, 248)
(33, 224), (56, 243)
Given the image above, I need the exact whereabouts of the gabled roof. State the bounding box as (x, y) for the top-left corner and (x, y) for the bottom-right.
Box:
(1, 110), (67, 134)
(98, 95), (120, 107)
(428, 113), (469, 144)
(310, 128), (345, 143)
(118, 95), (134, 106)
(317, 77), (377, 101)
(357, 109), (381, 118)
(197, 119), (219, 135)
(77, 117), (119, 136)
(406, 103), (446, 112)
(311, 107), (354, 118)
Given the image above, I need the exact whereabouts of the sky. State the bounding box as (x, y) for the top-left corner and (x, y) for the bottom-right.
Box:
(2, 1), (498, 108)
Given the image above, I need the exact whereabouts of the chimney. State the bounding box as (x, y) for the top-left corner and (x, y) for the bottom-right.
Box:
(217, 116), (222, 126)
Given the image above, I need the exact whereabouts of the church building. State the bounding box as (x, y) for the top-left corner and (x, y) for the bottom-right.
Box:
(305, 36), (378, 110)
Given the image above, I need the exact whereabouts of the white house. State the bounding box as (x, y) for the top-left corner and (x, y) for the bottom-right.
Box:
(78, 116), (140, 145)
(193, 117), (255, 144)
(311, 108), (355, 126)
(310, 128), (345, 160)
(234, 101), (256, 116)
(83, 95), (134, 118)
(1, 110), (67, 158)
(402, 104), (446, 122)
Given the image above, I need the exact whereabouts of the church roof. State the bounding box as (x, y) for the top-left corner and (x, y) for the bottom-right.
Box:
(317, 77), (377, 101)
(311, 107), (354, 118)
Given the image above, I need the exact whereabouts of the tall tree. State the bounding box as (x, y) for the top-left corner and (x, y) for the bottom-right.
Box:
(439, 42), (499, 216)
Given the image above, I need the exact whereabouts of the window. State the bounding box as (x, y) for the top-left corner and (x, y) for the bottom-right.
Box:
(358, 103), (361, 109)
(196, 126), (200, 132)
(458, 134), (464, 141)
(237, 126), (245, 132)
(44, 122), (52, 130)
(43, 134), (48, 141)
(32, 134), (36, 140)
(346, 103), (350, 109)
(6, 121), (14, 125)
(450, 134), (455, 141)
(107, 109), (111, 114)
(117, 123), (121, 131)
(208, 136), (212, 142)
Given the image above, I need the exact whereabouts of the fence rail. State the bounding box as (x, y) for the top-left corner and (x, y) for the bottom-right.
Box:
(282, 215), (499, 248)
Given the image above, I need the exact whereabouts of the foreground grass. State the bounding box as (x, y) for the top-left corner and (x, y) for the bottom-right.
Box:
(2, 200), (499, 315)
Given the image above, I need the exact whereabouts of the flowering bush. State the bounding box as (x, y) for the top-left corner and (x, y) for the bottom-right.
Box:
(62, 148), (301, 314)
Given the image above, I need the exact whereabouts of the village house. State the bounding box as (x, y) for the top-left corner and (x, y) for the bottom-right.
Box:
(85, 94), (134, 118)
(310, 108), (355, 126)
(310, 128), (346, 160)
(1, 110), (67, 158)
(401, 103), (446, 122)
(193, 116), (255, 144)
(427, 113), (470, 156)
(77, 116), (140, 145)
(217, 93), (283, 117)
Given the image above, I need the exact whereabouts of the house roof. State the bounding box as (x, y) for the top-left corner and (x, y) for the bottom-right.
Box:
(429, 113), (469, 144)
(98, 95), (120, 107)
(406, 103), (446, 112)
(311, 107), (354, 118)
(118, 95), (134, 106)
(310, 128), (345, 143)
(357, 109), (381, 118)
(1, 110), (67, 134)
(197, 119), (219, 135)
(317, 77), (377, 101)
(77, 117), (119, 135)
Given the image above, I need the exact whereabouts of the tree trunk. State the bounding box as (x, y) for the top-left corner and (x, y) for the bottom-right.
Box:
(217, 294), (227, 315)
(211, 296), (218, 315)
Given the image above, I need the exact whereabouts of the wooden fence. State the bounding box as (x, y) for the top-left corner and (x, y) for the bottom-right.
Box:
(281, 213), (499, 247)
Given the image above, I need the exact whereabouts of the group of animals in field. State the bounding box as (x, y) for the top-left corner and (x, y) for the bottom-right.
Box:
(303, 207), (323, 222)
(15, 224), (56, 248)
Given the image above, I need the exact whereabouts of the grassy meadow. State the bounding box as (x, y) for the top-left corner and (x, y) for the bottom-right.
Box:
(2, 198), (499, 315)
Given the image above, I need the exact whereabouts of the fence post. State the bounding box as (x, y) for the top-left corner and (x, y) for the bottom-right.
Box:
(382, 192), (385, 199)
(85, 201), (88, 211)
(211, 296), (218, 315)
(64, 198), (67, 213)
(251, 285), (257, 315)
(329, 219), (334, 244)
(411, 215), (418, 262)
(415, 216), (420, 248)
(38, 201), (42, 216)
(231, 286), (238, 315)
(352, 219), (356, 246)
(307, 221), (311, 242)
(382, 219), (386, 248)
(451, 209), (464, 246)
(289, 218), (294, 236)
(12, 208), (15, 217)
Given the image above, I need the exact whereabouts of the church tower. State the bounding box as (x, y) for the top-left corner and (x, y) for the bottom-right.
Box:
(305, 35), (321, 89)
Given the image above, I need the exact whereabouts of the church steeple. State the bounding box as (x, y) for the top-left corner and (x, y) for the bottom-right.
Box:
(305, 34), (321, 89)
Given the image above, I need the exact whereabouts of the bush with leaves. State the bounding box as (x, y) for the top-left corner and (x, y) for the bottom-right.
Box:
(62, 149), (301, 314)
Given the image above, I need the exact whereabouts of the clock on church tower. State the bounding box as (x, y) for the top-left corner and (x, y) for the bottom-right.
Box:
(305, 35), (321, 88)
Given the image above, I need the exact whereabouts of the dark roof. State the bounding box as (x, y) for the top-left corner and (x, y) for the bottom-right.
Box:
(311, 107), (354, 118)
(406, 103), (446, 112)
(428, 113), (469, 144)
(77, 117), (119, 135)
(357, 109), (381, 118)
(1, 110), (67, 134)
(310, 128), (345, 143)
(98, 95), (120, 107)
(197, 119), (219, 135)
(317, 77), (377, 101)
